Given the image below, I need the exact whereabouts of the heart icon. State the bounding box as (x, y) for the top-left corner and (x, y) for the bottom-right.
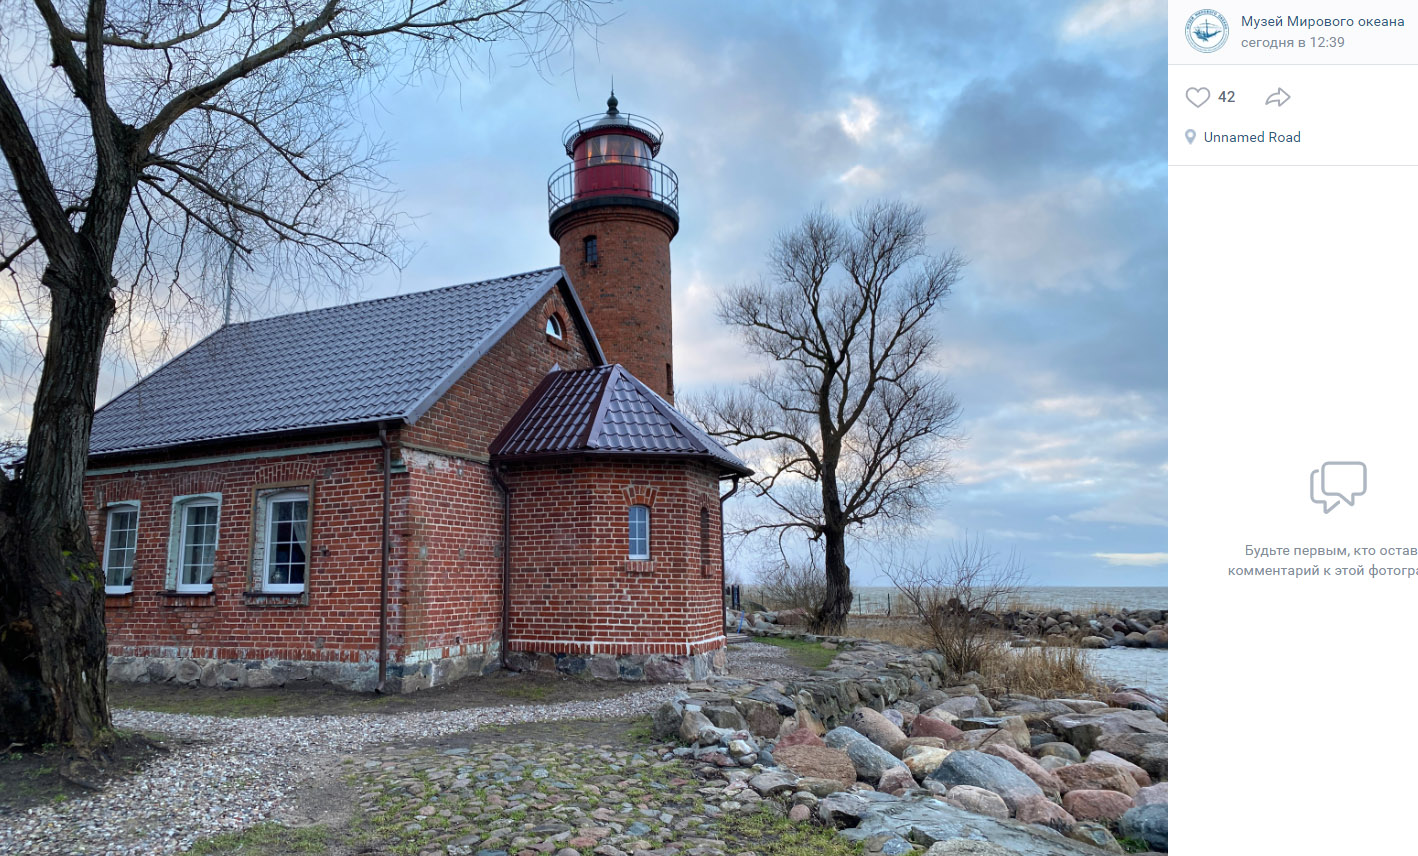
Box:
(1186, 87), (1210, 108)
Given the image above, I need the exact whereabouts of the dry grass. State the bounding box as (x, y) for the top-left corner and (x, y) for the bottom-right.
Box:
(844, 617), (924, 648)
(979, 643), (1110, 698)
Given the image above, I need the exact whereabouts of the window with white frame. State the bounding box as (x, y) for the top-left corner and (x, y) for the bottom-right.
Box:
(628, 504), (650, 560)
(169, 495), (220, 592)
(545, 314), (564, 339)
(103, 503), (139, 594)
(261, 490), (309, 593)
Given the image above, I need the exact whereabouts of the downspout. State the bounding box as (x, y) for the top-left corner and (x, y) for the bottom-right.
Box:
(376, 426), (393, 693)
(491, 467), (513, 670)
(719, 476), (740, 625)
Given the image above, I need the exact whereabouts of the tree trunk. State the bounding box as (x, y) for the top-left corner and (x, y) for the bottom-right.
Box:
(0, 263), (116, 750)
(815, 524), (853, 634)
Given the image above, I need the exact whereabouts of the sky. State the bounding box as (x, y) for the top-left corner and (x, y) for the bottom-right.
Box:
(22, 0), (1169, 588)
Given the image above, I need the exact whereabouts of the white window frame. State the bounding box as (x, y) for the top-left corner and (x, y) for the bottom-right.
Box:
(168, 493), (221, 593)
(545, 314), (564, 339)
(261, 489), (310, 594)
(102, 501), (140, 594)
(628, 504), (650, 560)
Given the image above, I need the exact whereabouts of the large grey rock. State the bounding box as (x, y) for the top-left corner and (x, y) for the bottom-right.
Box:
(746, 685), (798, 715)
(1085, 750), (1151, 788)
(703, 704), (749, 732)
(1068, 822), (1123, 853)
(750, 771), (799, 797)
(931, 695), (994, 719)
(1119, 804), (1168, 852)
(1050, 709), (1167, 754)
(1054, 763), (1139, 797)
(653, 698), (687, 738)
(982, 743), (1064, 800)
(825, 726), (910, 785)
(924, 842), (1017, 856)
(679, 710), (731, 746)
(1134, 782), (1168, 807)
(926, 750), (1044, 812)
(825, 790), (1101, 855)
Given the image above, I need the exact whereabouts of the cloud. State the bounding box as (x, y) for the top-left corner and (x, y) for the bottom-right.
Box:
(1093, 551), (1168, 566)
(1070, 503), (1167, 527)
(838, 96), (881, 142)
(1060, 0), (1165, 41)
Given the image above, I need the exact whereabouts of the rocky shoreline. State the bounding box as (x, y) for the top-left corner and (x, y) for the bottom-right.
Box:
(656, 640), (1168, 853)
(732, 605), (1169, 651)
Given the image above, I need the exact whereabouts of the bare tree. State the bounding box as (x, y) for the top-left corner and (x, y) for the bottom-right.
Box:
(0, 0), (602, 751)
(886, 536), (1026, 675)
(692, 201), (964, 634)
(753, 555), (827, 616)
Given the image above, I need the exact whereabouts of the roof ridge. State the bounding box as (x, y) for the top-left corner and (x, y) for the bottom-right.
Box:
(221, 266), (564, 331)
(579, 364), (618, 450)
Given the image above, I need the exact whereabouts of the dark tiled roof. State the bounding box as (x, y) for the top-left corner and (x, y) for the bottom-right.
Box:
(90, 268), (601, 456)
(491, 365), (751, 477)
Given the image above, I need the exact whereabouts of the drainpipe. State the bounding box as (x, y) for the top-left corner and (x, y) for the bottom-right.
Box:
(491, 467), (513, 670)
(719, 476), (740, 626)
(376, 426), (393, 693)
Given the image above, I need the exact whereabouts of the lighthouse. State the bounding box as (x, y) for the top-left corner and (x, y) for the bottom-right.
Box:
(548, 92), (679, 401)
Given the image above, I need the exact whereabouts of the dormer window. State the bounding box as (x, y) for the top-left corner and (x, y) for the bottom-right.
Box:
(545, 315), (564, 339)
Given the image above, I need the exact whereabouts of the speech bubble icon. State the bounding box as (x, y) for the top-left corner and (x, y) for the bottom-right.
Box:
(1311, 461), (1367, 513)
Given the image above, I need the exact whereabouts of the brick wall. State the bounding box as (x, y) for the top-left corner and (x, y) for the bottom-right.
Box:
(86, 441), (402, 664)
(554, 205), (676, 402)
(503, 458), (726, 656)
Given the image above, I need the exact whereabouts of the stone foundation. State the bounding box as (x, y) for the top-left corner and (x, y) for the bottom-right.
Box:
(107, 646), (501, 693)
(504, 647), (727, 682)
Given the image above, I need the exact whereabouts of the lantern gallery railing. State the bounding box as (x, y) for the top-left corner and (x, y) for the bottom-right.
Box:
(561, 112), (664, 156)
(547, 157), (679, 217)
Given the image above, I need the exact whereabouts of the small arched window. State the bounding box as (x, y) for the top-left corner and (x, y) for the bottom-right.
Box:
(584, 235), (599, 265)
(628, 504), (650, 560)
(545, 315), (563, 339)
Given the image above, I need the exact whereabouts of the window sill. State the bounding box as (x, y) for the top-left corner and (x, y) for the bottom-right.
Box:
(104, 591), (135, 608)
(546, 334), (570, 351)
(159, 590), (216, 607)
(243, 590), (310, 608)
(623, 559), (655, 576)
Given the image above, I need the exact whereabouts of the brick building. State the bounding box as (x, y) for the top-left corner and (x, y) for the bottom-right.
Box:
(86, 97), (748, 692)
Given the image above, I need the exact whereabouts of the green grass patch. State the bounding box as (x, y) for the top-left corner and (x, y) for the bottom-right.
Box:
(189, 823), (331, 855)
(1117, 836), (1152, 853)
(717, 806), (862, 856)
(624, 715), (657, 744)
(757, 637), (840, 670)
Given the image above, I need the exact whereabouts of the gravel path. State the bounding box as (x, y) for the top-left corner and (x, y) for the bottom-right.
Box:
(0, 644), (801, 855)
(1, 688), (680, 855)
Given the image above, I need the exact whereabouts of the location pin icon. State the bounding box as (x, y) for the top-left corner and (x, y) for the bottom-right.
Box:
(1185, 129), (1197, 144)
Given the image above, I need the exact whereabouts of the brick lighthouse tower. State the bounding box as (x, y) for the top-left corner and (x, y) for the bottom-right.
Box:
(548, 92), (679, 401)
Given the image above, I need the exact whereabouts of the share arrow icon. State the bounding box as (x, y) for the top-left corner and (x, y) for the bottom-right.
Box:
(1265, 87), (1291, 106)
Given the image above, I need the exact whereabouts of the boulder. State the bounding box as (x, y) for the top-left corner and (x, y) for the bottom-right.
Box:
(931, 695), (993, 718)
(946, 729), (1017, 752)
(703, 704), (749, 732)
(926, 750), (1044, 812)
(775, 745), (856, 787)
(750, 771), (800, 797)
(944, 785), (1009, 820)
(1054, 763), (1140, 797)
(883, 708), (906, 728)
(1134, 782), (1168, 807)
(1034, 742), (1082, 763)
(1123, 632), (1147, 647)
(924, 842), (1019, 856)
(778, 725), (826, 749)
(1107, 690), (1166, 717)
(903, 737), (948, 751)
(902, 746), (952, 779)
(1085, 750), (1151, 788)
(1050, 709), (1167, 754)
(1062, 789), (1134, 823)
(955, 716), (1030, 751)
(1119, 804), (1168, 852)
(825, 726), (910, 785)
(1037, 756), (1072, 772)
(1068, 822), (1124, 853)
(877, 766), (916, 795)
(1094, 732), (1168, 780)
(776, 608), (810, 626)
(679, 710), (731, 745)
(652, 698), (686, 738)
(1143, 627), (1167, 648)
(1079, 636), (1109, 649)
(1013, 794), (1075, 833)
(911, 715), (965, 743)
(981, 744), (1064, 800)
(797, 776), (852, 797)
(848, 707), (910, 756)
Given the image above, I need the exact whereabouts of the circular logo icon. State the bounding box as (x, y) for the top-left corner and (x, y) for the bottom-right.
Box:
(1185, 9), (1229, 53)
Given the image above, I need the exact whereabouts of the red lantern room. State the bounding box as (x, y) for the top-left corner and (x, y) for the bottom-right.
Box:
(548, 92), (679, 233)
